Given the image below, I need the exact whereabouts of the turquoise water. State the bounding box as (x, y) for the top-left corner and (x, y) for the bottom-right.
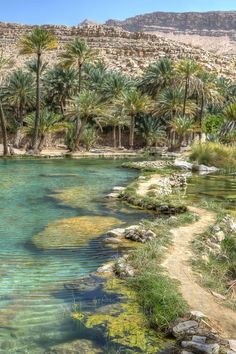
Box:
(0, 159), (147, 353)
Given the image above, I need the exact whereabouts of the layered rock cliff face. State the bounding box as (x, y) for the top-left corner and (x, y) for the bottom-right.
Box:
(106, 11), (236, 55)
(0, 22), (235, 78)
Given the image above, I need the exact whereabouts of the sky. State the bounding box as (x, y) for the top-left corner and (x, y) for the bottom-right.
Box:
(0, 0), (236, 25)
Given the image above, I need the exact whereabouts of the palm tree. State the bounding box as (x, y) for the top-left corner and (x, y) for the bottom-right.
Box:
(170, 116), (194, 149)
(155, 87), (197, 122)
(98, 110), (129, 148)
(60, 39), (96, 92)
(139, 58), (175, 96)
(137, 115), (166, 148)
(23, 109), (69, 151)
(60, 39), (96, 140)
(118, 89), (152, 149)
(3, 70), (35, 147)
(196, 72), (223, 127)
(43, 66), (79, 115)
(84, 61), (108, 92)
(19, 28), (57, 152)
(67, 90), (104, 149)
(222, 102), (236, 135)
(101, 72), (132, 101)
(0, 52), (13, 156)
(176, 59), (202, 116)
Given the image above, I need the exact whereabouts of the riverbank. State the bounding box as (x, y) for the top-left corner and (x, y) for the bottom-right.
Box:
(0, 145), (143, 159)
(87, 162), (236, 352)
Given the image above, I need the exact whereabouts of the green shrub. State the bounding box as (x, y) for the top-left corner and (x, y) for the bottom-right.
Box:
(129, 274), (188, 330)
(189, 142), (236, 169)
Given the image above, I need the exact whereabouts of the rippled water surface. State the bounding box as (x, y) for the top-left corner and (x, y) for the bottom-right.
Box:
(0, 158), (148, 353)
(186, 173), (236, 216)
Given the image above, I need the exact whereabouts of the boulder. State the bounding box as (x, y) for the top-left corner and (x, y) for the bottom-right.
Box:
(192, 164), (219, 174)
(174, 160), (193, 170)
(173, 321), (199, 336)
(96, 263), (114, 274)
(106, 228), (125, 237)
(125, 227), (156, 243)
(181, 342), (220, 354)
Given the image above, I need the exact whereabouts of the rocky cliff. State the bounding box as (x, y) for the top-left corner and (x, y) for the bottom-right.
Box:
(106, 11), (236, 55)
(0, 22), (235, 78)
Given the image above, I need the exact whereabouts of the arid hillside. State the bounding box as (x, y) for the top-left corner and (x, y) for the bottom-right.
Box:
(0, 22), (235, 79)
(106, 11), (236, 55)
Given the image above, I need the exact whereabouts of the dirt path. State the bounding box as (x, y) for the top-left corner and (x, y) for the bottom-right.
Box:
(163, 206), (236, 338)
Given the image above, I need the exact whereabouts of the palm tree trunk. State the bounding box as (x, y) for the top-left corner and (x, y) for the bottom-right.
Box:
(113, 126), (117, 149)
(129, 114), (135, 149)
(38, 134), (45, 151)
(0, 102), (9, 156)
(14, 103), (24, 148)
(199, 93), (204, 142)
(118, 125), (122, 149)
(183, 78), (189, 116)
(32, 52), (41, 153)
(75, 63), (83, 150)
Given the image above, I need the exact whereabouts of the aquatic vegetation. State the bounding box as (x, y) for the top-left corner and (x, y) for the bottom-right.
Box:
(190, 142), (236, 170)
(49, 185), (99, 210)
(120, 179), (187, 214)
(72, 277), (167, 353)
(32, 216), (124, 249)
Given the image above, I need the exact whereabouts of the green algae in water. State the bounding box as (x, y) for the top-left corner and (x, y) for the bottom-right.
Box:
(32, 216), (124, 249)
(49, 185), (99, 210)
(0, 158), (143, 353)
(72, 277), (169, 353)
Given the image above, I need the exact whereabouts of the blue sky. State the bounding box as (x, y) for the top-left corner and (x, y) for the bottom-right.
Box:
(1, 0), (236, 25)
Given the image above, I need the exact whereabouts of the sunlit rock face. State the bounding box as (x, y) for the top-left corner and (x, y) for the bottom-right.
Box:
(32, 216), (124, 249)
(0, 21), (236, 79)
(106, 11), (236, 55)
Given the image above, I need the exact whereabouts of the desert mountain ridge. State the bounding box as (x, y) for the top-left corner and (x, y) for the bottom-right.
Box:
(0, 18), (235, 79)
(105, 11), (236, 55)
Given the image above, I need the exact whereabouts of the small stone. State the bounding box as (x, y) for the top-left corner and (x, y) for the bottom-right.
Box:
(214, 231), (225, 242)
(173, 321), (198, 336)
(190, 311), (207, 319)
(106, 192), (119, 198)
(181, 341), (220, 354)
(113, 186), (125, 191)
(229, 340), (236, 352)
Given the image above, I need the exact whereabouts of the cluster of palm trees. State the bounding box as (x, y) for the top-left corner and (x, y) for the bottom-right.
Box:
(0, 28), (235, 156)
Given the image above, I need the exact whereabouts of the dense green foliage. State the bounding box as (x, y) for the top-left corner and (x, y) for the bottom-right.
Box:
(0, 28), (235, 155)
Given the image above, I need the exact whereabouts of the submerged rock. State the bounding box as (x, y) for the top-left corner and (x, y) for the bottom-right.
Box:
(46, 339), (102, 353)
(49, 186), (98, 210)
(32, 216), (123, 249)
